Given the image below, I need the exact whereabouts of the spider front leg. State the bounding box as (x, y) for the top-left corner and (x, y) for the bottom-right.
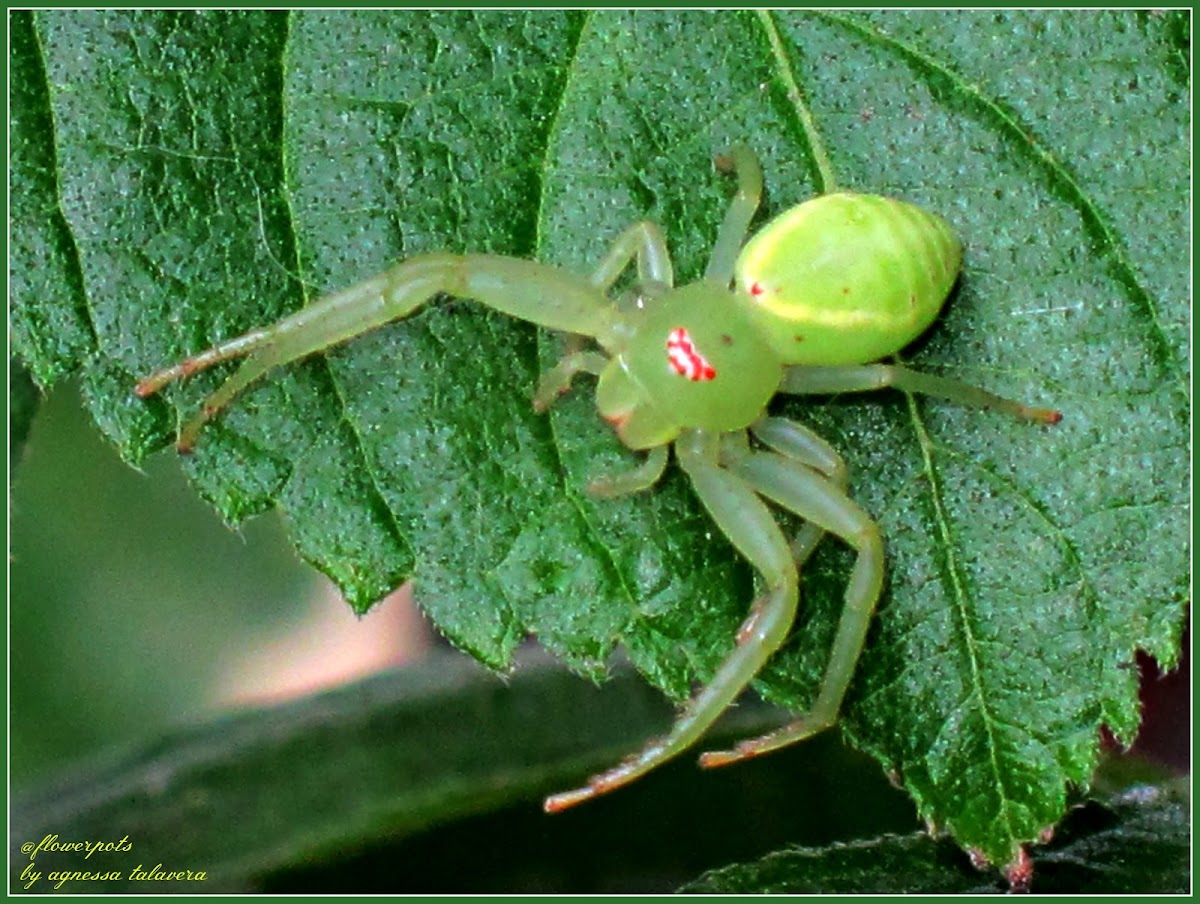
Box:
(705, 144), (764, 286)
(699, 445), (884, 768)
(135, 254), (619, 451)
(588, 220), (674, 293)
(544, 429), (798, 812)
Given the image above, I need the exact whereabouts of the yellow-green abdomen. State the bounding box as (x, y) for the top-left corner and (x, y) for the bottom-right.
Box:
(734, 192), (962, 366)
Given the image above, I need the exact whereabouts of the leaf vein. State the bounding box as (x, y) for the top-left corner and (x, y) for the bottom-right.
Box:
(905, 393), (1021, 847)
(755, 10), (837, 193)
(816, 10), (1187, 419)
(278, 11), (413, 568)
(532, 12), (642, 621)
(937, 445), (1103, 630)
(27, 12), (101, 360)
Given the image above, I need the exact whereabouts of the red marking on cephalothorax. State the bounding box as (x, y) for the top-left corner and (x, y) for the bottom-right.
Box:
(666, 328), (716, 381)
(749, 281), (765, 297)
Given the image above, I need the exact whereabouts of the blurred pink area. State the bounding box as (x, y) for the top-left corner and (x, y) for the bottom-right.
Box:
(210, 581), (431, 708)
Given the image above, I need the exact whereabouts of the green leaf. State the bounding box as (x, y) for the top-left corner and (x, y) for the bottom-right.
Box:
(9, 12), (96, 388)
(10, 10), (1189, 867)
(679, 782), (1191, 894)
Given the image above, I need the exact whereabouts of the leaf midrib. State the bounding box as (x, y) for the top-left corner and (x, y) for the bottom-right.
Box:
(906, 396), (1020, 848)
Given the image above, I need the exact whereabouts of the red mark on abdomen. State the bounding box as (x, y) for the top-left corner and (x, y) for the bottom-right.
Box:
(666, 328), (716, 381)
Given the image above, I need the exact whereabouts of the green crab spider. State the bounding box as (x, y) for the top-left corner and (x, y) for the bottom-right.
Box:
(135, 146), (1061, 813)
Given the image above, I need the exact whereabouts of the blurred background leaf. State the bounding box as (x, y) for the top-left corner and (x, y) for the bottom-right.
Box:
(679, 782), (1191, 894)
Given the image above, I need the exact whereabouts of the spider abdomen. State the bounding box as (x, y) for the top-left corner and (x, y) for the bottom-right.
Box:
(734, 192), (962, 366)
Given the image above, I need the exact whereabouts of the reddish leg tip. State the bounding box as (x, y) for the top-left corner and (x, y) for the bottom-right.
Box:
(134, 381), (154, 398)
(698, 749), (741, 769)
(176, 441), (195, 455)
(1022, 406), (1062, 425)
(543, 787), (594, 814)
